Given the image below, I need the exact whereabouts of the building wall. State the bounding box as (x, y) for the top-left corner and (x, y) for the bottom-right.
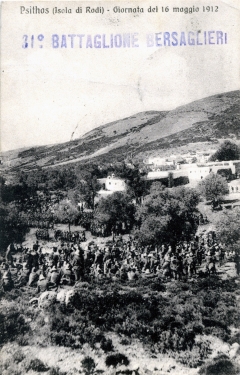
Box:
(188, 166), (210, 181)
(105, 176), (126, 192)
(188, 161), (235, 181)
(228, 180), (240, 193)
(148, 157), (166, 166)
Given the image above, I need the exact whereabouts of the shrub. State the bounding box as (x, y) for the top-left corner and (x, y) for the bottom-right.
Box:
(81, 356), (96, 375)
(120, 338), (131, 345)
(12, 349), (25, 364)
(100, 337), (114, 352)
(105, 353), (129, 368)
(0, 310), (30, 346)
(49, 366), (67, 375)
(199, 357), (238, 375)
(228, 333), (240, 345)
(16, 334), (29, 346)
(25, 358), (49, 372)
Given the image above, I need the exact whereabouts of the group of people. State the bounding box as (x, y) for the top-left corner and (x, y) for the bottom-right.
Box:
(1, 231), (238, 294)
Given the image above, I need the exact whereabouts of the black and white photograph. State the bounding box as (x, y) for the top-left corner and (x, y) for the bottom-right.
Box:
(0, 1), (240, 374)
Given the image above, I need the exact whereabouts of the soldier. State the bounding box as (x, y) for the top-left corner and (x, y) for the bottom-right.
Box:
(170, 255), (180, 280)
(52, 247), (59, 266)
(0, 262), (9, 279)
(15, 262), (30, 287)
(60, 263), (74, 285)
(2, 269), (14, 291)
(33, 240), (40, 252)
(25, 248), (33, 270)
(197, 245), (204, 266)
(36, 274), (50, 293)
(127, 267), (137, 281)
(72, 248), (84, 281)
(188, 251), (197, 277)
(37, 248), (45, 266)
(205, 251), (216, 275)
(28, 267), (38, 287)
(6, 242), (15, 266)
(94, 248), (103, 266)
(234, 251), (240, 275)
(58, 249), (66, 267)
(31, 249), (39, 270)
(48, 265), (60, 289)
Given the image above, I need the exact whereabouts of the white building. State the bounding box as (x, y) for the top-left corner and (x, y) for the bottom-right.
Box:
(97, 174), (127, 199)
(148, 156), (166, 166)
(228, 179), (240, 193)
(146, 160), (236, 185)
(104, 174), (126, 191)
(188, 161), (235, 182)
(195, 150), (217, 163)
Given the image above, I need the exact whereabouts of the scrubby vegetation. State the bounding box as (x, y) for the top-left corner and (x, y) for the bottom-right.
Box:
(0, 275), (239, 374)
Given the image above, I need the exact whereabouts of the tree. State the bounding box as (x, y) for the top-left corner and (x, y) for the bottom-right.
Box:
(209, 140), (240, 162)
(134, 183), (200, 246)
(75, 168), (101, 209)
(54, 199), (79, 231)
(197, 172), (229, 203)
(105, 353), (129, 368)
(94, 192), (135, 232)
(107, 162), (147, 198)
(0, 203), (29, 253)
(215, 207), (240, 250)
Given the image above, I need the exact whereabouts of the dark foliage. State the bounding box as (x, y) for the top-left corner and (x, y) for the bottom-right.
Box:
(199, 357), (238, 375)
(81, 356), (96, 375)
(209, 141), (240, 162)
(0, 204), (29, 253)
(0, 310), (30, 346)
(0, 275), (239, 370)
(25, 358), (49, 372)
(106, 353), (130, 368)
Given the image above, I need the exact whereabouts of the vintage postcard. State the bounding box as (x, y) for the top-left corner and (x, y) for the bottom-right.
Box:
(0, 0), (240, 374)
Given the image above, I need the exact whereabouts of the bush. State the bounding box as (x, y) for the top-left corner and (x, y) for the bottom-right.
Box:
(228, 333), (240, 345)
(25, 358), (49, 372)
(0, 310), (30, 346)
(81, 356), (96, 375)
(199, 358), (238, 375)
(12, 349), (25, 364)
(120, 338), (131, 346)
(49, 366), (67, 375)
(100, 337), (114, 352)
(105, 353), (129, 368)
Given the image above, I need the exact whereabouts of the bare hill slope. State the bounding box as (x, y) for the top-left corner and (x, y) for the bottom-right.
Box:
(2, 90), (240, 170)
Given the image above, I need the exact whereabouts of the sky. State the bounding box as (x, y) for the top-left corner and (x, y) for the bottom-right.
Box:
(1, 0), (240, 152)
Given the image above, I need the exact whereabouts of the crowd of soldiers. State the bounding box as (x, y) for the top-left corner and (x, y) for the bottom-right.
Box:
(1, 231), (239, 294)
(54, 230), (86, 243)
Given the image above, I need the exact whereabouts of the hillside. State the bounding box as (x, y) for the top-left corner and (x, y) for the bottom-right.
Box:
(1, 90), (240, 171)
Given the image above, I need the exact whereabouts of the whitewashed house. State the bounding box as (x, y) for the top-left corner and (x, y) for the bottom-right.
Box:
(96, 174), (127, 200)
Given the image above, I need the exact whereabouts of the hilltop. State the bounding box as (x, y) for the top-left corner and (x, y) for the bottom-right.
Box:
(1, 90), (240, 172)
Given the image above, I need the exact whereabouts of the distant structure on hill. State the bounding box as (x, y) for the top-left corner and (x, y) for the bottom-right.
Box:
(147, 150), (217, 169)
(97, 174), (127, 199)
(187, 161), (235, 182)
(146, 160), (238, 186)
